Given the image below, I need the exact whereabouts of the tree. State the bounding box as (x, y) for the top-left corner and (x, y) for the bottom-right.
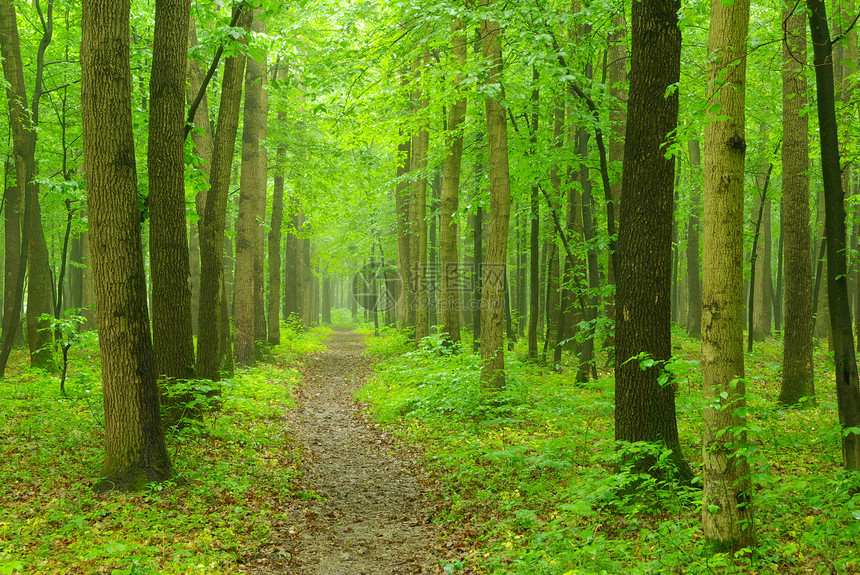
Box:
(700, 0), (754, 550)
(779, 4), (813, 406)
(613, 0), (690, 478)
(197, 6), (252, 381)
(686, 138), (703, 338)
(268, 65), (287, 346)
(234, 10), (268, 365)
(807, 0), (860, 469)
(0, 0), (34, 377)
(0, 0), (55, 374)
(81, 0), (171, 488)
(479, 0), (512, 390)
(439, 15), (467, 347)
(148, 0), (194, 392)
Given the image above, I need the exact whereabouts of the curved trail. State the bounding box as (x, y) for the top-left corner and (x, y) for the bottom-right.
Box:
(248, 328), (444, 574)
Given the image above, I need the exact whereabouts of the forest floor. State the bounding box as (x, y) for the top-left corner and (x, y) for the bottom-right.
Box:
(246, 327), (461, 575)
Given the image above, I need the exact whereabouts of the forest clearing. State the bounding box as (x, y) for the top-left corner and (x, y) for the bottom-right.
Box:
(4, 0), (860, 573)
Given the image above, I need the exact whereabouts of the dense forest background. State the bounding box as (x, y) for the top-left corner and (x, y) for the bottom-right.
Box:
(4, 0), (860, 572)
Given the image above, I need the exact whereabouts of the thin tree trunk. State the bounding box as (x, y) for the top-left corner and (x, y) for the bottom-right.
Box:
(197, 6), (251, 381)
(807, 0), (860, 469)
(268, 68), (286, 345)
(439, 17), (467, 346)
(527, 67), (541, 359)
(687, 138), (703, 337)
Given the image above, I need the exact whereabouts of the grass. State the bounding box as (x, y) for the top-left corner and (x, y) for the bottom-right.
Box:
(0, 322), (328, 575)
(356, 327), (860, 575)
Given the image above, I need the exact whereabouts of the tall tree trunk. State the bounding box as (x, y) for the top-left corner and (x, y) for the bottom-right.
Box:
(439, 20), (466, 344)
(752, 149), (773, 340)
(322, 275), (332, 324)
(411, 59), (430, 344)
(186, 17), (214, 338)
(0, 0), (36, 376)
(234, 11), (267, 366)
(527, 66), (541, 359)
(197, 6), (251, 381)
(2, 157), (22, 348)
(148, 0), (194, 399)
(27, 185), (54, 371)
(283, 207), (300, 322)
(614, 0), (690, 479)
(81, 0), (171, 489)
(807, 0), (860, 469)
(440, 19), (466, 345)
(479, 0), (512, 390)
(395, 135), (413, 332)
(686, 138), (703, 337)
(472, 204), (483, 351)
(576, 127), (599, 383)
(701, 0), (754, 550)
(780, 3), (814, 405)
(604, 11), (627, 362)
(268, 67), (286, 345)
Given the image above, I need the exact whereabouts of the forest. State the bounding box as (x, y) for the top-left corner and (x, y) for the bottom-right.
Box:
(2, 0), (860, 573)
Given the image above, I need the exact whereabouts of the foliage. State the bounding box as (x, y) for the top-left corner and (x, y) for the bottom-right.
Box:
(358, 330), (860, 574)
(0, 324), (329, 574)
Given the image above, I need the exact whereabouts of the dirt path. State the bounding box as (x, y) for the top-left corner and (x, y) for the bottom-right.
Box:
(247, 328), (445, 575)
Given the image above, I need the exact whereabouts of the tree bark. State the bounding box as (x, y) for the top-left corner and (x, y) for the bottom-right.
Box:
(807, 0), (860, 469)
(268, 67), (286, 345)
(234, 11), (267, 365)
(439, 16), (468, 346)
(701, 0), (754, 550)
(780, 3), (814, 405)
(82, 0), (171, 489)
(527, 66), (541, 359)
(186, 17), (214, 338)
(479, 0), (512, 390)
(148, 0), (194, 394)
(614, 0), (690, 479)
(197, 6), (251, 380)
(686, 138), (703, 337)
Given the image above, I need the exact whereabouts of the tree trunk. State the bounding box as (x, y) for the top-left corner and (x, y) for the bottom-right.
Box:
(27, 185), (54, 371)
(614, 0), (690, 479)
(234, 11), (267, 366)
(322, 275), (332, 324)
(410, 65), (430, 344)
(439, 19), (466, 345)
(807, 0), (860, 469)
(82, 0), (171, 489)
(604, 11), (627, 362)
(752, 153), (773, 340)
(780, 4), (814, 405)
(701, 0), (754, 550)
(478, 0), (512, 390)
(395, 134), (413, 332)
(472, 204), (483, 351)
(148, 0), (194, 398)
(186, 17), (214, 339)
(2, 157), (22, 348)
(268, 68), (286, 345)
(197, 6), (251, 381)
(686, 138), (703, 337)
(527, 67), (541, 359)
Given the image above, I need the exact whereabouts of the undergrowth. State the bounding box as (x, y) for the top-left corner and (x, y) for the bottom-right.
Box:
(0, 322), (327, 575)
(356, 329), (860, 575)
